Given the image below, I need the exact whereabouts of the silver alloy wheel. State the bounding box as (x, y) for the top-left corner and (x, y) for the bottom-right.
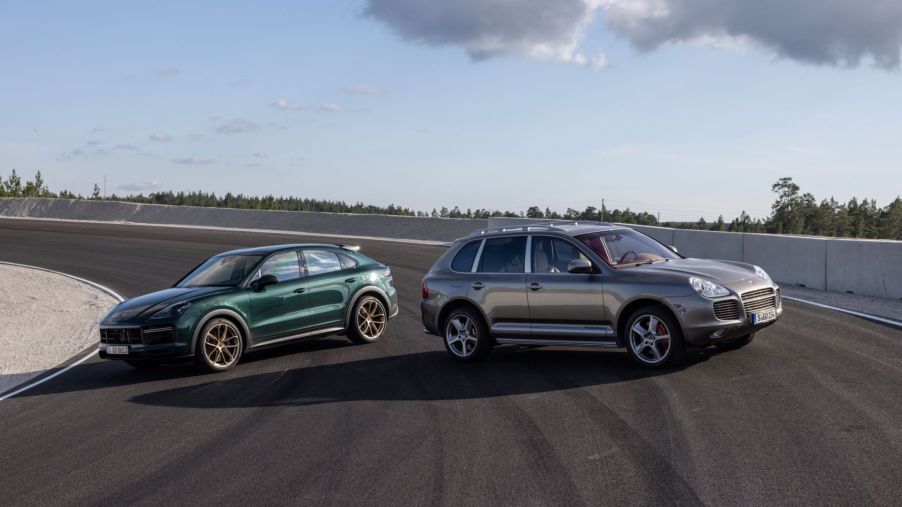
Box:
(628, 314), (672, 365)
(203, 321), (241, 368)
(356, 299), (386, 340)
(445, 314), (478, 358)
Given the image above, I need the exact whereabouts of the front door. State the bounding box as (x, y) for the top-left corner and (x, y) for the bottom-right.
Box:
(468, 236), (530, 337)
(526, 236), (610, 340)
(248, 251), (308, 342)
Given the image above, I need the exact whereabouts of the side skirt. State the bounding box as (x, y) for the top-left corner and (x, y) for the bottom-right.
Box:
(250, 326), (345, 349)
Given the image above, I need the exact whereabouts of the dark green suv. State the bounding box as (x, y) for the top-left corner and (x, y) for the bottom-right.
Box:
(99, 244), (398, 371)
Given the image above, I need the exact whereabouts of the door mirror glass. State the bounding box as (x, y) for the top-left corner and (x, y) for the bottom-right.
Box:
(567, 258), (593, 274)
(250, 274), (279, 291)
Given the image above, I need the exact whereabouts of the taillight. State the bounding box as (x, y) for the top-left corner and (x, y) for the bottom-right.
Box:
(422, 279), (429, 299)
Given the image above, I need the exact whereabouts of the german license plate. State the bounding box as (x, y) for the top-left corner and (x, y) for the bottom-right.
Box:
(107, 345), (129, 355)
(750, 308), (776, 325)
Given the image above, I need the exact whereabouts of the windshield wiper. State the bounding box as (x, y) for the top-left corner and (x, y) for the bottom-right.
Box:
(618, 260), (655, 268)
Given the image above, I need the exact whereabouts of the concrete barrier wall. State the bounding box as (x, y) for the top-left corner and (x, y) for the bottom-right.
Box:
(0, 198), (486, 243)
(3, 199), (899, 299)
(486, 216), (899, 299)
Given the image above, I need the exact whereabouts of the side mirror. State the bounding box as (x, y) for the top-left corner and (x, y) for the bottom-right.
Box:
(567, 258), (593, 274)
(250, 274), (278, 291)
(669, 245), (679, 253)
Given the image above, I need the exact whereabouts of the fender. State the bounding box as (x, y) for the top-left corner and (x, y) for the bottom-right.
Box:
(190, 309), (252, 354)
(344, 286), (392, 329)
(434, 295), (492, 336)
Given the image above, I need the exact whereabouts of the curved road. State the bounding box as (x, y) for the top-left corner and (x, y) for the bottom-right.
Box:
(1, 218), (900, 506)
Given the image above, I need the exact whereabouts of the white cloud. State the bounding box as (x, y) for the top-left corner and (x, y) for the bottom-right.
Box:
(317, 103), (343, 112)
(149, 132), (172, 142)
(112, 144), (139, 150)
(119, 180), (163, 192)
(253, 152), (268, 158)
(172, 157), (215, 165)
(343, 85), (386, 95)
(270, 97), (303, 110)
(157, 66), (180, 77)
(215, 118), (259, 134)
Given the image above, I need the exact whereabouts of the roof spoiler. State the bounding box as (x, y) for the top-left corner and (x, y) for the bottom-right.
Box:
(337, 244), (361, 252)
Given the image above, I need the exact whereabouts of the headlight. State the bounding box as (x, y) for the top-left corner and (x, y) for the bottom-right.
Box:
(690, 277), (730, 298)
(754, 265), (772, 282)
(150, 301), (191, 320)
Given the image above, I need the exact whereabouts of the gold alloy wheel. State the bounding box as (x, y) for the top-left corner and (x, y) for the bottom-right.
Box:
(356, 299), (386, 340)
(203, 321), (241, 368)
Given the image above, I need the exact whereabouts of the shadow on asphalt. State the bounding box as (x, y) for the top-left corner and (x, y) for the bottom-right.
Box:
(126, 345), (713, 409)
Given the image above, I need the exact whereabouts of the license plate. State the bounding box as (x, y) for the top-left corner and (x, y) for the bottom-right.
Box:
(106, 345), (129, 355)
(750, 308), (776, 325)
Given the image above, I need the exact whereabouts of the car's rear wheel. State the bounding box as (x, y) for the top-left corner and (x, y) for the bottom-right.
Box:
(625, 306), (685, 368)
(714, 332), (755, 351)
(443, 307), (491, 362)
(196, 318), (244, 372)
(348, 296), (387, 344)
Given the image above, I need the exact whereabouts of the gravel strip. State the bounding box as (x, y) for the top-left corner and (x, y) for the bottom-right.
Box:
(781, 284), (902, 322)
(0, 264), (118, 394)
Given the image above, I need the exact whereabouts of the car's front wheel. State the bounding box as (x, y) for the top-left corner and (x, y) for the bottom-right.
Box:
(625, 306), (685, 368)
(347, 295), (388, 344)
(443, 307), (491, 362)
(196, 318), (244, 372)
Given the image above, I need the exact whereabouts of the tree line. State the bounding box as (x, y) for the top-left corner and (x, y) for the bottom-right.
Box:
(1, 169), (899, 239)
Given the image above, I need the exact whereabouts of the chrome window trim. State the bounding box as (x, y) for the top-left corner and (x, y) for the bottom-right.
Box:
(525, 235), (533, 274)
(470, 239), (487, 273)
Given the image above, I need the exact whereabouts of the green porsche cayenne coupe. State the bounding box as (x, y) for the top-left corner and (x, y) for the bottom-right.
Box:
(98, 243), (398, 371)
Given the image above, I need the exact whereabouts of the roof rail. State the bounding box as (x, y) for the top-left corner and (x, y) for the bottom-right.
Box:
(465, 220), (615, 238)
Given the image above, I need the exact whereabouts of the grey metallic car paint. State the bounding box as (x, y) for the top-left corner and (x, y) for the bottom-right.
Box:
(421, 224), (782, 352)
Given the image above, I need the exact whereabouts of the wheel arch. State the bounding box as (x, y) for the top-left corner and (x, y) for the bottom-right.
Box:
(191, 309), (251, 354)
(437, 298), (490, 337)
(615, 298), (681, 348)
(344, 286), (391, 330)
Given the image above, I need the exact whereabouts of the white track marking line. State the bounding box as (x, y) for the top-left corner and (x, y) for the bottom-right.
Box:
(0, 262), (124, 401)
(0, 215), (453, 246)
(783, 296), (902, 329)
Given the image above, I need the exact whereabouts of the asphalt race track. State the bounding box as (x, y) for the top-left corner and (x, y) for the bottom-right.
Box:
(1, 217), (901, 506)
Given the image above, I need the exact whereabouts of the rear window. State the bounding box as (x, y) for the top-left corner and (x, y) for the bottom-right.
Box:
(338, 253), (358, 270)
(451, 240), (481, 272)
(477, 237), (526, 274)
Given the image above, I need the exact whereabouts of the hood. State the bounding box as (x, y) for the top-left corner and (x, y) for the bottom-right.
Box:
(632, 258), (757, 284)
(103, 286), (230, 323)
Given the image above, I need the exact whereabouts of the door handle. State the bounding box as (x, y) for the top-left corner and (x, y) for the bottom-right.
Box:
(345, 278), (357, 283)
(293, 288), (306, 294)
(529, 283), (543, 291)
(471, 282), (484, 290)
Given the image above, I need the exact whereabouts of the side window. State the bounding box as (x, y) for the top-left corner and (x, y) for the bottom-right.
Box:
(532, 237), (588, 273)
(304, 250), (342, 275)
(338, 253), (358, 270)
(477, 237), (527, 274)
(258, 251), (301, 282)
(451, 240), (481, 272)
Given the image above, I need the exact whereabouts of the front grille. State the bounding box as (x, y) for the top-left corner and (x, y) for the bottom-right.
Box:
(741, 287), (777, 315)
(100, 328), (142, 344)
(776, 288), (782, 309)
(714, 300), (742, 320)
(142, 326), (176, 345)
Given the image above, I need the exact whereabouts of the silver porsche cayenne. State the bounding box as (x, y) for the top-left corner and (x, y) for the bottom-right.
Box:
(420, 222), (782, 367)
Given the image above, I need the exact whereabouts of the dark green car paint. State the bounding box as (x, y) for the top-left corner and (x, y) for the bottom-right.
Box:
(98, 244), (398, 362)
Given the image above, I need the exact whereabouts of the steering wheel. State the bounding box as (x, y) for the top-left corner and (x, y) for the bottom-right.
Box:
(619, 251), (638, 264)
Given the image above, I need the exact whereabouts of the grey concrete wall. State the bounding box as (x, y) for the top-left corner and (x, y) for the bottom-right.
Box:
(742, 234), (828, 291)
(826, 239), (902, 298)
(0, 198), (485, 243)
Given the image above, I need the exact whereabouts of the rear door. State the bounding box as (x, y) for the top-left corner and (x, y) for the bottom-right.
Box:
(526, 235), (610, 341)
(301, 249), (354, 329)
(468, 236), (530, 337)
(248, 250), (308, 341)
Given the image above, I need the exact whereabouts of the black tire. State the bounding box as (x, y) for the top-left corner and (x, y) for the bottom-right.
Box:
(624, 306), (686, 368)
(124, 360), (160, 369)
(347, 295), (388, 344)
(714, 333), (755, 351)
(195, 317), (244, 372)
(442, 307), (492, 362)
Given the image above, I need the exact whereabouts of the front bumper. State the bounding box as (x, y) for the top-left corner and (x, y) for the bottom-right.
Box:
(671, 280), (783, 347)
(97, 320), (194, 361)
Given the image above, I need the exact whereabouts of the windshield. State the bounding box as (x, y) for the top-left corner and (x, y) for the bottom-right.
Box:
(577, 229), (678, 267)
(177, 254), (264, 287)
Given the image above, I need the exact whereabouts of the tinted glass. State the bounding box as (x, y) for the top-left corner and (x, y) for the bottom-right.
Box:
(477, 237), (526, 273)
(451, 240), (481, 272)
(338, 253), (358, 270)
(178, 254), (263, 287)
(532, 237), (588, 273)
(258, 251), (302, 282)
(578, 229), (678, 266)
(304, 250), (342, 275)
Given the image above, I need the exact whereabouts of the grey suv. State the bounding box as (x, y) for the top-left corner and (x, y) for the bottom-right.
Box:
(420, 222), (782, 367)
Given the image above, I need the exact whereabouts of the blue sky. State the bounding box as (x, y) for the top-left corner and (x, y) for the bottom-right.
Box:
(2, 0), (900, 221)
